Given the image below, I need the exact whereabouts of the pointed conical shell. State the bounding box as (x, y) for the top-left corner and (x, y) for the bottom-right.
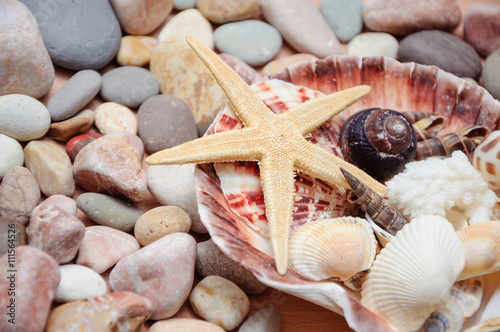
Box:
(361, 215), (465, 332)
(450, 276), (483, 318)
(422, 300), (464, 332)
(288, 217), (376, 281)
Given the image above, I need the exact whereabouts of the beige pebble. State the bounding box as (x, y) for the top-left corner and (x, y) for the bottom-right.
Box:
(462, 77), (479, 85)
(197, 0), (259, 24)
(117, 35), (158, 67)
(261, 53), (318, 76)
(158, 8), (214, 49)
(134, 206), (191, 246)
(150, 318), (225, 332)
(95, 102), (137, 135)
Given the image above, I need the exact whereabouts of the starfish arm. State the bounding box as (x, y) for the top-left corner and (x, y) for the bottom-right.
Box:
(281, 85), (371, 136)
(186, 36), (274, 127)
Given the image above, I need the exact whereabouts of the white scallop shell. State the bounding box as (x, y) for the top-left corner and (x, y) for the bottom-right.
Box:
(422, 300), (464, 332)
(450, 276), (483, 318)
(361, 215), (465, 331)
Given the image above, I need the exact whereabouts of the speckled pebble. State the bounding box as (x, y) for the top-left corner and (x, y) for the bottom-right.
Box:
(117, 35), (158, 67)
(150, 318), (224, 332)
(219, 53), (262, 84)
(0, 134), (24, 179)
(54, 264), (107, 303)
(134, 206), (191, 246)
(0, 217), (26, 257)
(95, 102), (137, 135)
(321, 0), (363, 42)
(261, 53), (318, 76)
(173, 0), (196, 10)
(347, 32), (399, 58)
(483, 49), (500, 100)
(46, 109), (94, 142)
(239, 307), (282, 332)
(158, 8), (214, 49)
(197, 0), (259, 24)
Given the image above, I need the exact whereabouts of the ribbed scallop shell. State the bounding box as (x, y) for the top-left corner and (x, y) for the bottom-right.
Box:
(450, 276), (483, 318)
(288, 217), (376, 281)
(361, 215), (465, 331)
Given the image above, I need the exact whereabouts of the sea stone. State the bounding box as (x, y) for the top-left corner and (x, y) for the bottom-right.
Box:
(197, 0), (259, 24)
(0, 94), (51, 141)
(464, 3), (500, 57)
(158, 8), (214, 49)
(137, 94), (197, 154)
(347, 32), (399, 58)
(66, 132), (103, 161)
(214, 20), (282, 66)
(363, 0), (462, 35)
(196, 239), (267, 295)
(117, 35), (158, 67)
(483, 49), (500, 100)
(174, 0), (196, 10)
(109, 232), (197, 320)
(95, 102), (138, 135)
(0, 166), (40, 225)
(190, 276), (250, 330)
(0, 246), (60, 332)
(398, 30), (482, 80)
(150, 36), (227, 136)
(260, 0), (342, 58)
(219, 53), (262, 84)
(28, 203), (85, 263)
(24, 140), (75, 197)
(46, 70), (101, 121)
(239, 307), (282, 332)
(73, 131), (147, 202)
(150, 318), (225, 332)
(320, 0), (363, 42)
(109, 0), (174, 35)
(147, 164), (207, 233)
(46, 109), (95, 142)
(20, 0), (121, 70)
(0, 134), (23, 179)
(0, 0), (54, 99)
(77, 193), (144, 232)
(261, 53), (318, 76)
(54, 264), (107, 303)
(46, 292), (152, 332)
(0, 217), (26, 257)
(134, 206), (191, 246)
(76, 225), (141, 274)
(42, 194), (77, 216)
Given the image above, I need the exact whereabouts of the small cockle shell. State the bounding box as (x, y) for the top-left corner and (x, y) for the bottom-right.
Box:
(473, 131), (500, 190)
(450, 276), (483, 318)
(288, 217), (376, 282)
(422, 300), (464, 332)
(361, 215), (465, 331)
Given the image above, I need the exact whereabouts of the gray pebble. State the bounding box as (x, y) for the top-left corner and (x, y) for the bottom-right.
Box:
(174, 0), (196, 10)
(239, 307), (282, 332)
(483, 49), (500, 100)
(321, 0), (363, 42)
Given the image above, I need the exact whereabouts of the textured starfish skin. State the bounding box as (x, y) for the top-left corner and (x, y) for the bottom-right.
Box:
(147, 37), (386, 275)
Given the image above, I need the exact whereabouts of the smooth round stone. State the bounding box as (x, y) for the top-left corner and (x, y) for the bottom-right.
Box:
(197, 0), (259, 24)
(483, 49), (500, 100)
(0, 0), (54, 99)
(24, 140), (75, 197)
(117, 35), (158, 67)
(464, 3), (500, 57)
(173, 0), (196, 10)
(42, 194), (77, 216)
(0, 94), (50, 141)
(46, 109), (95, 142)
(77, 193), (143, 232)
(150, 318), (225, 332)
(158, 8), (214, 49)
(0, 134), (23, 179)
(20, 0), (121, 71)
(0, 217), (26, 257)
(219, 53), (262, 84)
(320, 0), (363, 42)
(95, 102), (137, 135)
(134, 206), (191, 246)
(214, 20), (282, 66)
(347, 32), (399, 58)
(109, 0), (173, 35)
(190, 276), (250, 330)
(66, 132), (102, 161)
(137, 95), (197, 154)
(100, 66), (159, 108)
(239, 307), (282, 332)
(398, 30), (482, 80)
(54, 264), (107, 303)
(261, 53), (318, 76)
(47, 70), (101, 121)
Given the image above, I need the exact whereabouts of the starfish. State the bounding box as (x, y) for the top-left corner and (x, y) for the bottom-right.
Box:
(147, 37), (386, 275)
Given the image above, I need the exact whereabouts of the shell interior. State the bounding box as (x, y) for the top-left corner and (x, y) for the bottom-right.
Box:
(450, 276), (483, 318)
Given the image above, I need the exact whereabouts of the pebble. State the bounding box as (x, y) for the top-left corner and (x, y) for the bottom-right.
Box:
(24, 140), (75, 197)
(54, 264), (107, 302)
(398, 30), (482, 80)
(42, 194), (77, 216)
(173, 0), (196, 10)
(21, 0), (121, 70)
(0, 0), (54, 99)
(147, 164), (207, 233)
(190, 276), (250, 330)
(109, 233), (197, 320)
(0, 217), (26, 257)
(219, 53), (262, 84)
(261, 53), (318, 77)
(28, 203), (85, 263)
(137, 94), (197, 154)
(0, 166), (40, 225)
(150, 37), (227, 136)
(46, 109), (95, 142)
(483, 49), (500, 100)
(196, 239), (267, 295)
(95, 102), (138, 135)
(260, 0), (342, 58)
(0, 134), (24, 179)
(46, 292), (153, 332)
(0, 246), (60, 332)
(158, 8), (214, 48)
(100, 66), (160, 108)
(0, 94), (51, 141)
(363, 0), (462, 35)
(66, 132), (103, 161)
(73, 132), (147, 202)
(464, 3), (500, 57)
(46, 70), (102, 121)
(76, 225), (141, 274)
(109, 0), (173, 35)
(347, 32), (399, 58)
(320, 0), (363, 42)
(134, 206), (191, 246)
(197, 0), (259, 24)
(117, 35), (158, 67)
(150, 318), (225, 332)
(239, 307), (282, 332)
(214, 20), (282, 66)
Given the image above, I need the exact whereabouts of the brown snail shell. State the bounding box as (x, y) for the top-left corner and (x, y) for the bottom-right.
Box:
(339, 108), (417, 182)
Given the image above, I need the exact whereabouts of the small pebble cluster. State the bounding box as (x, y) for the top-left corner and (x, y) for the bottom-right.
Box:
(0, 0), (499, 331)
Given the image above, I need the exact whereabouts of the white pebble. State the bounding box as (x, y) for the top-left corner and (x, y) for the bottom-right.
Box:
(347, 32), (399, 58)
(0, 134), (24, 179)
(54, 264), (107, 302)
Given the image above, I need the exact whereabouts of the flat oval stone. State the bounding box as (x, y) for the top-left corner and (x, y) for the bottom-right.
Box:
(190, 276), (250, 330)
(24, 140), (75, 197)
(197, 0), (259, 24)
(150, 318), (225, 332)
(109, 232), (197, 320)
(321, 0), (363, 42)
(20, 0), (121, 70)
(134, 206), (191, 246)
(95, 102), (138, 135)
(109, 0), (173, 35)
(101, 67), (159, 108)
(0, 0), (54, 99)
(76, 225), (141, 273)
(0, 166), (40, 225)
(0, 94), (50, 141)
(398, 30), (482, 79)
(158, 8), (214, 49)
(47, 70), (101, 121)
(0, 217), (26, 257)
(42, 194), (77, 216)
(464, 3), (500, 57)
(347, 32), (399, 58)
(117, 35), (158, 67)
(174, 0), (196, 10)
(0, 134), (23, 179)
(483, 49), (500, 100)
(219, 53), (262, 84)
(54, 264), (107, 302)
(261, 53), (318, 76)
(137, 94), (197, 154)
(66, 132), (103, 161)
(214, 20), (282, 66)
(46, 109), (95, 142)
(239, 307), (282, 332)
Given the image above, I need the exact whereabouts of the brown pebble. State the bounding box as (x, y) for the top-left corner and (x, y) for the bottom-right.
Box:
(134, 206), (191, 246)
